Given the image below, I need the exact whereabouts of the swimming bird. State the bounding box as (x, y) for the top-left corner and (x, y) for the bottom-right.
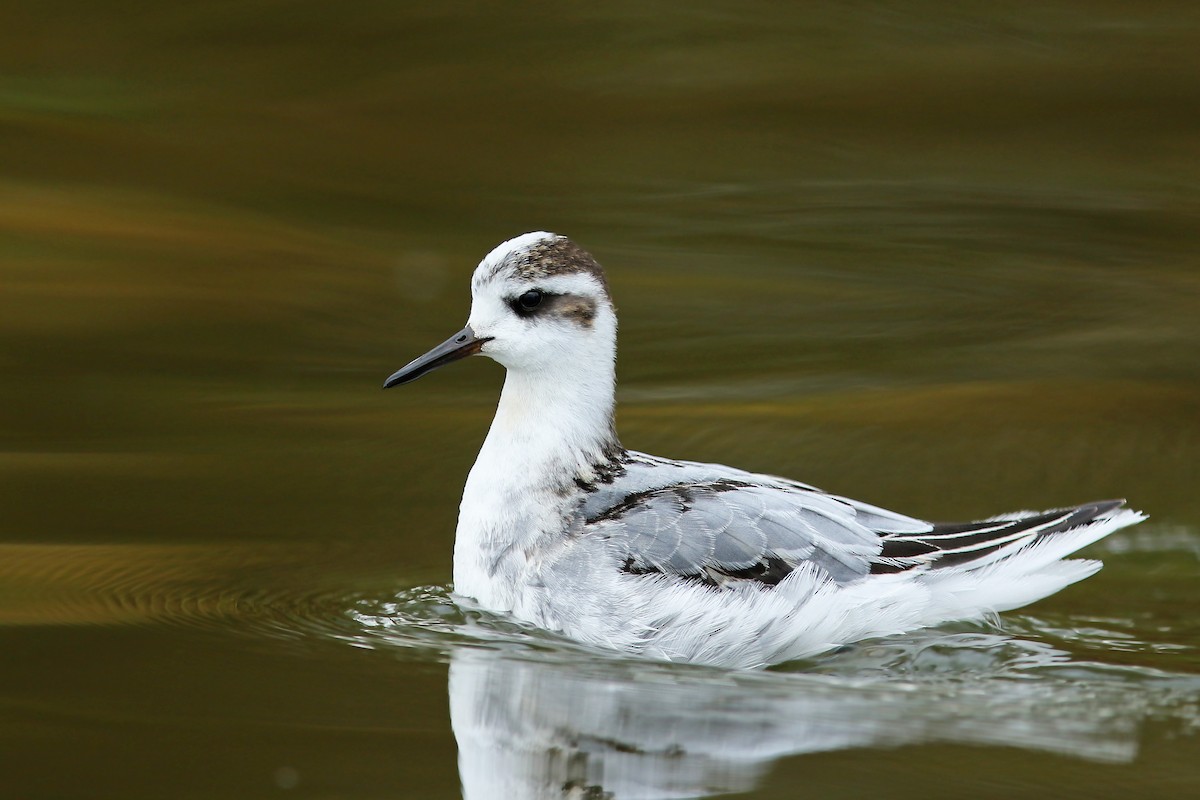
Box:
(384, 232), (1145, 669)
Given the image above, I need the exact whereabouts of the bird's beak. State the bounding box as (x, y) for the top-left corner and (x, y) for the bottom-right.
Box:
(383, 325), (492, 388)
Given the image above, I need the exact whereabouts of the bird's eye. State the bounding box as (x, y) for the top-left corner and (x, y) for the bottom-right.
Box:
(517, 290), (543, 310)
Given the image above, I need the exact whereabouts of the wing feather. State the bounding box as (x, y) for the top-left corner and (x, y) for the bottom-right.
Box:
(585, 454), (910, 587)
(579, 452), (1131, 592)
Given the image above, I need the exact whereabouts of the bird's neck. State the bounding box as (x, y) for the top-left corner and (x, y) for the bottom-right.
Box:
(454, 354), (622, 609)
(486, 362), (620, 473)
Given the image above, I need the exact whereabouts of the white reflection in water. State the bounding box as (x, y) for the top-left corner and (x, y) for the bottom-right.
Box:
(448, 639), (1155, 800)
(350, 587), (1198, 800)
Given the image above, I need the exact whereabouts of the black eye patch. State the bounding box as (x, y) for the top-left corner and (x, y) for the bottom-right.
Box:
(506, 290), (598, 328)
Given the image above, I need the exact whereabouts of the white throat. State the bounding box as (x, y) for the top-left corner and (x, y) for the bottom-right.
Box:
(452, 321), (620, 610)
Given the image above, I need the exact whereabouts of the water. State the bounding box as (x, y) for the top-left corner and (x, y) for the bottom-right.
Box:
(2, 2), (1199, 797)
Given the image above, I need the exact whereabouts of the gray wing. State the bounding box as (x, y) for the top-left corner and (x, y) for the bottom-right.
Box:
(583, 452), (932, 587)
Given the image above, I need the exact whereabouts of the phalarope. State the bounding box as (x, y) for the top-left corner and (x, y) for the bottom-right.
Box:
(385, 232), (1144, 668)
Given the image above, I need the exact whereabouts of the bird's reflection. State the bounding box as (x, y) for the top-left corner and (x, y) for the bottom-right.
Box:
(448, 633), (1148, 800)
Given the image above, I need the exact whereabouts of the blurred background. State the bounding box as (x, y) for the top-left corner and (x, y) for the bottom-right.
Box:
(1, 2), (1198, 798)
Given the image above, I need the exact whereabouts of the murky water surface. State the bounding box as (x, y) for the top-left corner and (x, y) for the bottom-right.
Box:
(3, 3), (1199, 797)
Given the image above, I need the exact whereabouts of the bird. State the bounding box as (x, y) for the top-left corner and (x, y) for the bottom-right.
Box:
(384, 231), (1145, 669)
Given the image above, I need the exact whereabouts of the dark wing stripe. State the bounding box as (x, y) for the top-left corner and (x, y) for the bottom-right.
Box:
(870, 501), (1124, 575)
(924, 538), (1021, 569)
(710, 556), (794, 587)
(883, 520), (1015, 543)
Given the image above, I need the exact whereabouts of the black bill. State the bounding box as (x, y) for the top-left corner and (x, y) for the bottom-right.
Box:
(383, 325), (491, 388)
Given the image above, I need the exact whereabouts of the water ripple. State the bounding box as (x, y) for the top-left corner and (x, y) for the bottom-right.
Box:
(5, 539), (1198, 777)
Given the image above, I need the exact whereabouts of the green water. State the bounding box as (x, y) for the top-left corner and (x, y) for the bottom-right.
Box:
(2, 2), (1199, 797)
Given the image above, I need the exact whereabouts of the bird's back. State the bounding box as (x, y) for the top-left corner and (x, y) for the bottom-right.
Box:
(581, 451), (1137, 593)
